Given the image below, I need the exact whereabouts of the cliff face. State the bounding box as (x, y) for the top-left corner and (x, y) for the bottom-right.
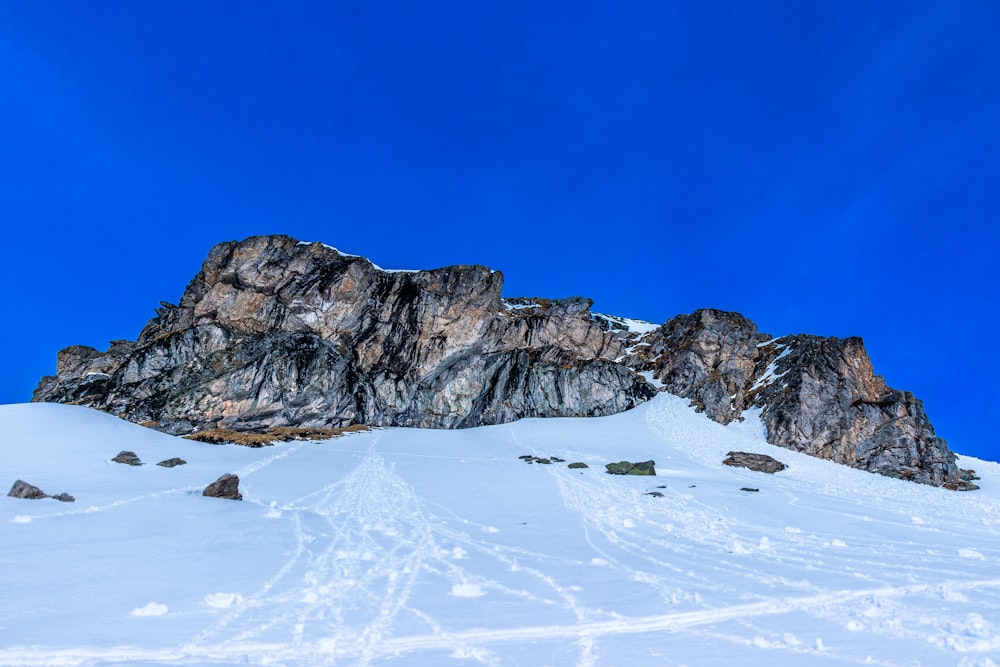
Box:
(33, 235), (966, 488)
(34, 236), (653, 433)
(751, 335), (960, 487)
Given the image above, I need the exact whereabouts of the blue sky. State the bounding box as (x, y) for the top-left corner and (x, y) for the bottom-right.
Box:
(1, 2), (997, 461)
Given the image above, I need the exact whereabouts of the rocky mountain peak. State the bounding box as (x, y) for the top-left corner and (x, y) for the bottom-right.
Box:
(33, 235), (969, 489)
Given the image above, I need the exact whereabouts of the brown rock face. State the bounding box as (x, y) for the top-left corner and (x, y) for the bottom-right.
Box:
(32, 234), (964, 488)
(751, 335), (961, 487)
(33, 235), (653, 434)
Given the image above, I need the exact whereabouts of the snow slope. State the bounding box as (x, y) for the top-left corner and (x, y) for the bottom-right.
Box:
(1, 395), (999, 666)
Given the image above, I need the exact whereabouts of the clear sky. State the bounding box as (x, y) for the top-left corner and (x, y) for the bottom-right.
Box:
(1, 2), (997, 461)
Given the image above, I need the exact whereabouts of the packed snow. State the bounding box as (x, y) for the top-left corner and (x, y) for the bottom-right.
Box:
(297, 241), (420, 274)
(1, 395), (999, 666)
(592, 312), (661, 335)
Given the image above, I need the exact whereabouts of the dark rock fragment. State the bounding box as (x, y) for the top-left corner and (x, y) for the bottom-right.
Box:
(723, 451), (787, 474)
(605, 460), (656, 476)
(112, 451), (143, 466)
(630, 461), (656, 476)
(203, 473), (242, 500)
(51, 493), (75, 502)
(645, 491), (664, 498)
(567, 462), (589, 469)
(740, 487), (759, 492)
(943, 480), (981, 491)
(520, 455), (561, 465)
(156, 458), (187, 468)
(7, 479), (48, 499)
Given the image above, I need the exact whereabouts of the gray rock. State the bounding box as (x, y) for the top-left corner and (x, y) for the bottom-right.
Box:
(621, 309), (763, 425)
(51, 493), (75, 502)
(156, 458), (187, 468)
(723, 451), (787, 474)
(605, 460), (656, 476)
(111, 451), (143, 466)
(7, 479), (49, 499)
(203, 473), (242, 500)
(740, 487), (760, 493)
(567, 462), (589, 469)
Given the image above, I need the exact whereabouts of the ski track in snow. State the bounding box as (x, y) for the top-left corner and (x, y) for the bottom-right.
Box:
(184, 433), (604, 666)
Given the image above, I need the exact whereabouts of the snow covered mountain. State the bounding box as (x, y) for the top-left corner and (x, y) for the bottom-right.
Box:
(33, 235), (966, 488)
(3, 394), (998, 666)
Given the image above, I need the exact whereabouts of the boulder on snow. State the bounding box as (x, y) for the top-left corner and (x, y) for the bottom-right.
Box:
(156, 458), (187, 468)
(567, 462), (589, 469)
(203, 473), (242, 501)
(605, 460), (656, 476)
(7, 479), (49, 499)
(7, 480), (75, 502)
(111, 450), (143, 466)
(723, 451), (787, 474)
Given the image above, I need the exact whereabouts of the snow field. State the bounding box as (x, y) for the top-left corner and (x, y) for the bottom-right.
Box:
(1, 395), (999, 665)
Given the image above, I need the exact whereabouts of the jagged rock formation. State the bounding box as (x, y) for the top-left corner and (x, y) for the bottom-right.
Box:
(750, 336), (959, 487)
(622, 310), (963, 488)
(33, 235), (965, 488)
(35, 236), (652, 434)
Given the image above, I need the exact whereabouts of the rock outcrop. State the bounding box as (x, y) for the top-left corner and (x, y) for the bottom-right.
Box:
(34, 236), (652, 434)
(621, 310), (962, 488)
(33, 234), (965, 488)
(750, 335), (960, 487)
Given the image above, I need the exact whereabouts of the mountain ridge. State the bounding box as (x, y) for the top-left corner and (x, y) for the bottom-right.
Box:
(33, 234), (969, 488)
